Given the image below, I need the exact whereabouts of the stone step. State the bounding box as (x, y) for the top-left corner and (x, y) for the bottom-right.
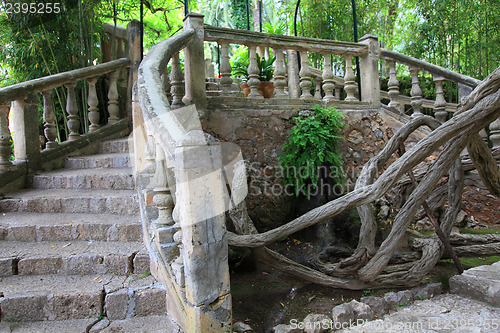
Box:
(29, 168), (135, 190)
(0, 189), (139, 215)
(449, 261), (500, 307)
(0, 319), (96, 333)
(0, 241), (149, 276)
(0, 212), (142, 242)
(0, 273), (166, 322)
(65, 152), (131, 169)
(99, 138), (129, 154)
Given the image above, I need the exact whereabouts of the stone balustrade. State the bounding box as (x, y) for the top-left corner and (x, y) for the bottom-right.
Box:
(203, 25), (374, 105)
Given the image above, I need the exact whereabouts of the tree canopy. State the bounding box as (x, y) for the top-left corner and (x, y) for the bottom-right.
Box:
(1, 0), (499, 87)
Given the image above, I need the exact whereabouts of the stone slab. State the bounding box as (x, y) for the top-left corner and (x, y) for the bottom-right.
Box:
(450, 261), (500, 307)
(0, 319), (95, 332)
(65, 153), (130, 169)
(99, 138), (129, 154)
(100, 315), (182, 333)
(30, 168), (134, 190)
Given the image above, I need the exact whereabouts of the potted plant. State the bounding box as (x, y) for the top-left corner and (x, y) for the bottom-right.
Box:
(232, 54), (276, 98)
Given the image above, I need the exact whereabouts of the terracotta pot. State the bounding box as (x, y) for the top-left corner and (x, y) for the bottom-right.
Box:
(240, 81), (275, 98)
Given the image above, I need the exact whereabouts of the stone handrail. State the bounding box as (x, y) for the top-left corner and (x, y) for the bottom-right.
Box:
(134, 13), (230, 332)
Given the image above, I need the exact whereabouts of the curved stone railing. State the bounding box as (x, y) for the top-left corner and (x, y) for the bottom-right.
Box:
(134, 13), (231, 333)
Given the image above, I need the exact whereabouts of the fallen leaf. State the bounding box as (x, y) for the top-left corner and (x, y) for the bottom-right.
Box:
(62, 243), (71, 248)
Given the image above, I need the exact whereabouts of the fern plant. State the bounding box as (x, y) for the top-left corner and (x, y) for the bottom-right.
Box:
(279, 105), (345, 197)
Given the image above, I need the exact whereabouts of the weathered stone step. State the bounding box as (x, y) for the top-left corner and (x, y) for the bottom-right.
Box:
(0, 318), (96, 333)
(0, 212), (142, 242)
(65, 152), (131, 169)
(99, 138), (129, 154)
(0, 273), (166, 322)
(0, 241), (148, 276)
(0, 189), (139, 215)
(450, 261), (500, 307)
(29, 168), (134, 190)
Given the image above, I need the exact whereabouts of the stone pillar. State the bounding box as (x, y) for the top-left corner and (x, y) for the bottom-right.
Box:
(409, 66), (423, 117)
(11, 93), (41, 169)
(433, 75), (447, 123)
(359, 34), (381, 107)
(273, 47), (287, 99)
(65, 82), (81, 139)
(387, 60), (400, 111)
(247, 44), (262, 99)
(41, 90), (58, 149)
(287, 50), (301, 99)
(344, 54), (357, 101)
(219, 41), (233, 96)
(299, 50), (314, 101)
(170, 53), (185, 109)
(183, 13), (206, 110)
(127, 20), (142, 121)
(322, 53), (336, 103)
(0, 102), (13, 172)
(87, 78), (101, 132)
(108, 71), (120, 123)
(174, 130), (231, 333)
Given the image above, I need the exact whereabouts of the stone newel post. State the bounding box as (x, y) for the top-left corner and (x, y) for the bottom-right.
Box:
(359, 34), (381, 107)
(183, 13), (207, 110)
(174, 130), (231, 333)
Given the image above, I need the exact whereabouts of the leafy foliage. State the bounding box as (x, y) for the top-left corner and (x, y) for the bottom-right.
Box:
(279, 105), (345, 197)
(231, 53), (275, 81)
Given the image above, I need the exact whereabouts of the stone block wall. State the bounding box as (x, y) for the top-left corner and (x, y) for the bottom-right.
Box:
(201, 101), (423, 231)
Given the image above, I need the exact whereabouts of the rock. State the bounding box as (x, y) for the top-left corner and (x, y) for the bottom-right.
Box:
(89, 318), (110, 332)
(272, 323), (302, 333)
(410, 283), (442, 301)
(471, 203), (483, 212)
(18, 256), (63, 275)
(0, 294), (49, 321)
(378, 205), (390, 219)
(415, 217), (433, 231)
(455, 210), (468, 227)
(52, 292), (102, 320)
(303, 313), (332, 333)
(133, 287), (166, 316)
(0, 257), (16, 277)
(384, 290), (413, 308)
(133, 252), (151, 274)
(348, 300), (374, 320)
(105, 289), (129, 320)
(331, 303), (355, 327)
(233, 321), (254, 332)
(450, 261), (500, 307)
(360, 296), (389, 317)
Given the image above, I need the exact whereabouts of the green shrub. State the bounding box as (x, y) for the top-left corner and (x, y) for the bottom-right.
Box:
(279, 105), (345, 197)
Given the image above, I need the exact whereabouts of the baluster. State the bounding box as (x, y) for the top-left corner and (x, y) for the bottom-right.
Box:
(314, 77), (322, 100)
(144, 135), (156, 174)
(0, 103), (13, 171)
(247, 45), (262, 99)
(273, 47), (287, 99)
(344, 54), (357, 101)
(433, 75), (447, 123)
(170, 53), (184, 108)
(41, 90), (58, 149)
(299, 50), (314, 101)
(322, 53), (336, 103)
(87, 78), (100, 132)
(152, 144), (178, 260)
(219, 42), (233, 96)
(409, 66), (424, 117)
(107, 71), (120, 123)
(387, 60), (400, 110)
(490, 119), (500, 148)
(65, 82), (80, 140)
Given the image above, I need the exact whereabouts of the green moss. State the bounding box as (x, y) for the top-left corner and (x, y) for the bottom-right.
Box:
(441, 256), (500, 269)
(459, 228), (500, 235)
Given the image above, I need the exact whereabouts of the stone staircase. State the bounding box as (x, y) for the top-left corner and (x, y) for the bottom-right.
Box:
(0, 138), (180, 332)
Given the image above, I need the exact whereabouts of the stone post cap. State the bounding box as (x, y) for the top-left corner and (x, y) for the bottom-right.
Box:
(183, 12), (204, 22)
(359, 34), (379, 42)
